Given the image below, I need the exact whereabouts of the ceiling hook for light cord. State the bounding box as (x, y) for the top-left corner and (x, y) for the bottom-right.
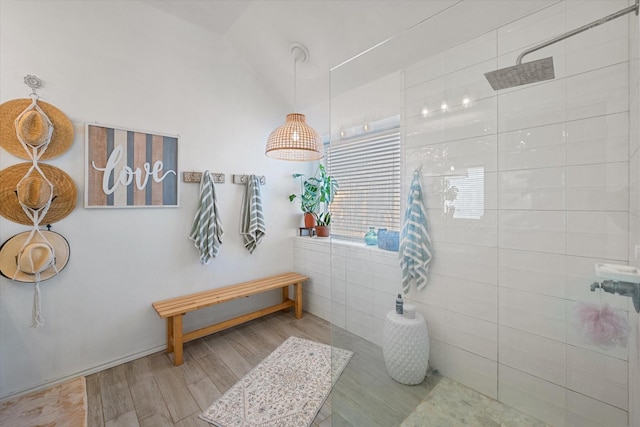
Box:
(290, 43), (309, 112)
(24, 74), (42, 98)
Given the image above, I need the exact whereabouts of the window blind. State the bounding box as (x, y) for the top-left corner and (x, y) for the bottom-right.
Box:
(327, 129), (401, 241)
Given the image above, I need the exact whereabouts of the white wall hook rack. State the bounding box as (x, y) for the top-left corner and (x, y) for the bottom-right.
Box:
(233, 174), (266, 185)
(182, 171), (225, 183)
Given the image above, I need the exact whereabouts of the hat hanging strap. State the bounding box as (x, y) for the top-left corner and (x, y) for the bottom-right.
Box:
(31, 279), (44, 328)
(13, 94), (54, 161)
(11, 228), (60, 279)
(11, 228), (58, 328)
(11, 85), (57, 328)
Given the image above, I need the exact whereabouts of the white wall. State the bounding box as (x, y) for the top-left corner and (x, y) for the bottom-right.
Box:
(299, 1), (637, 426)
(0, 0), (314, 399)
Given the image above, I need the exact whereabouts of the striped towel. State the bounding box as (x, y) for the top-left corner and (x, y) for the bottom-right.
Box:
(399, 168), (433, 294)
(189, 171), (223, 264)
(240, 175), (266, 254)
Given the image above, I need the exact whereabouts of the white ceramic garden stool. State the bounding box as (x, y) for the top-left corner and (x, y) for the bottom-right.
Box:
(382, 310), (429, 385)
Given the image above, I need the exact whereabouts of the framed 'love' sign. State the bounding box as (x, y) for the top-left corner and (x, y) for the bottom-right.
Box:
(85, 124), (179, 208)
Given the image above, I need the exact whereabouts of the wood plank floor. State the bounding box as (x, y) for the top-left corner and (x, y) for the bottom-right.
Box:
(86, 311), (440, 427)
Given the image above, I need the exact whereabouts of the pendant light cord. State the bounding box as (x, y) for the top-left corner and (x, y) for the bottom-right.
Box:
(293, 55), (297, 112)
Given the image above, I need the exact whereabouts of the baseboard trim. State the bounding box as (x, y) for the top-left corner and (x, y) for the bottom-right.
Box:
(0, 344), (166, 402)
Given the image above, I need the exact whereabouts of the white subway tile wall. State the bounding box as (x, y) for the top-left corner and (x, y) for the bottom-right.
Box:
(565, 390), (629, 427)
(627, 1), (639, 425)
(565, 345), (628, 409)
(499, 365), (567, 426)
(295, 1), (636, 425)
(430, 339), (498, 399)
(499, 326), (567, 387)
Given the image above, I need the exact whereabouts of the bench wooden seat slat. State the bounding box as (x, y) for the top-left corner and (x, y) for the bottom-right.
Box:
(152, 272), (308, 366)
(153, 272), (306, 316)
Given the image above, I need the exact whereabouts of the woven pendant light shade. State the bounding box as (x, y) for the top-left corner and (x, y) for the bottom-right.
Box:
(265, 43), (323, 161)
(265, 113), (323, 161)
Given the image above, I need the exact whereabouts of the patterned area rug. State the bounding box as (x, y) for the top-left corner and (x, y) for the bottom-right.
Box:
(200, 336), (353, 427)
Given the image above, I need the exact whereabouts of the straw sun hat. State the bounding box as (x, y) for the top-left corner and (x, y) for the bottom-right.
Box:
(0, 98), (74, 160)
(0, 230), (70, 283)
(16, 174), (53, 209)
(0, 163), (77, 225)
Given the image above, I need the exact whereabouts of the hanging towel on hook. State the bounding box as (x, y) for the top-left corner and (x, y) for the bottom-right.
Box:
(189, 170), (223, 264)
(399, 168), (433, 294)
(240, 175), (266, 254)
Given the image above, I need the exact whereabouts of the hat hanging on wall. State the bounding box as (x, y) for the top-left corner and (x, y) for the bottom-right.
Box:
(0, 98), (74, 160)
(0, 230), (70, 283)
(16, 174), (53, 210)
(0, 229), (71, 327)
(16, 109), (52, 147)
(0, 163), (77, 225)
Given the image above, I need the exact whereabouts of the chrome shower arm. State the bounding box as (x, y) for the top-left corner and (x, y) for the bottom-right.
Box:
(517, 0), (639, 65)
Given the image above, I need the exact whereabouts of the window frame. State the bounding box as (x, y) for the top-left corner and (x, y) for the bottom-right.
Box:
(326, 124), (402, 242)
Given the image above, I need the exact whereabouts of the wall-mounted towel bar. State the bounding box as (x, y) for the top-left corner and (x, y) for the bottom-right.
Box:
(183, 172), (225, 183)
(233, 174), (266, 185)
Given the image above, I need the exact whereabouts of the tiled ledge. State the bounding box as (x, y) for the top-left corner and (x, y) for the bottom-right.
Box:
(293, 236), (399, 261)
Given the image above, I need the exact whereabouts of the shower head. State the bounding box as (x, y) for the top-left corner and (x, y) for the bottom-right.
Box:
(484, 57), (555, 90)
(484, 0), (638, 91)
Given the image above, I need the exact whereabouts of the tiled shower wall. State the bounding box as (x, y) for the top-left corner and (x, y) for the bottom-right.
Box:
(294, 237), (403, 343)
(295, 1), (637, 426)
(403, 1), (633, 425)
(628, 3), (639, 425)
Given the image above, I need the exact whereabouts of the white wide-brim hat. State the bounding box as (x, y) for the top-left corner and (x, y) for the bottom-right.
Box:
(0, 230), (70, 282)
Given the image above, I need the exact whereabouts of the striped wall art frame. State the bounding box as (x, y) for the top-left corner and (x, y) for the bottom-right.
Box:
(85, 123), (179, 208)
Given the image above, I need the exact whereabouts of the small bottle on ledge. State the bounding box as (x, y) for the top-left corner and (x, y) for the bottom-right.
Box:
(364, 226), (378, 246)
(396, 293), (403, 315)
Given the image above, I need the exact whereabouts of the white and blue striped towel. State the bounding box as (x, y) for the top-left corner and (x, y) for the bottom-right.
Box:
(399, 168), (433, 294)
(189, 171), (224, 264)
(240, 175), (266, 254)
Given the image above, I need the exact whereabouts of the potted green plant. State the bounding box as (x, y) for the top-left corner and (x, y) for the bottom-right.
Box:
(289, 173), (321, 228)
(289, 164), (338, 230)
(314, 212), (331, 237)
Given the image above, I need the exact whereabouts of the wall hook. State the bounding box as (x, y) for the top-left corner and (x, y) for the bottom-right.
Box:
(182, 171), (225, 184)
(233, 174), (266, 185)
(24, 74), (42, 96)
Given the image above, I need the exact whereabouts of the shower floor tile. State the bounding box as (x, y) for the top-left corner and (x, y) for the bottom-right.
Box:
(401, 376), (551, 427)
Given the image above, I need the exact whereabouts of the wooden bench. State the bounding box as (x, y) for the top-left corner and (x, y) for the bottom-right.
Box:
(152, 272), (309, 365)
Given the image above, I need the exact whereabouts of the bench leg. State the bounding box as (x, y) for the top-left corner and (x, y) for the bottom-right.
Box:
(166, 317), (174, 353)
(294, 282), (303, 319)
(282, 286), (290, 312)
(172, 314), (184, 366)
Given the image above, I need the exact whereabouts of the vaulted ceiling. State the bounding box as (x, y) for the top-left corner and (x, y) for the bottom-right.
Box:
(142, 1), (459, 127)
(142, 0), (555, 133)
